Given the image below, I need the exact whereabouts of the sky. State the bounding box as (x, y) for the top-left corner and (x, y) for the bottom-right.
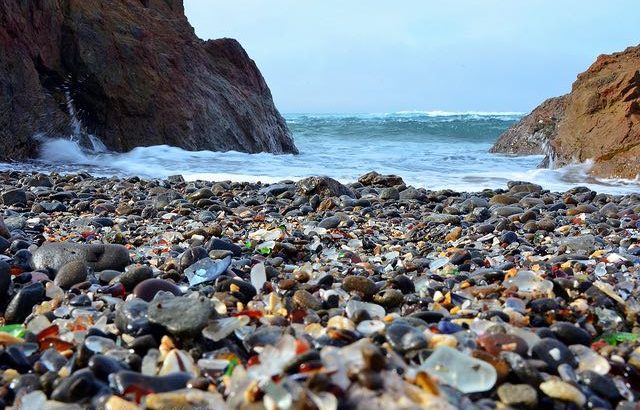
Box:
(185, 1), (639, 114)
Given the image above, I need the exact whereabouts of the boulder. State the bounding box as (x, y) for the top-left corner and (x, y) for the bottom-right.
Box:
(0, 0), (297, 161)
(491, 44), (640, 179)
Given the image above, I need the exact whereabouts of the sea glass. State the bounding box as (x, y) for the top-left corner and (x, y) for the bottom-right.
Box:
(420, 346), (497, 393)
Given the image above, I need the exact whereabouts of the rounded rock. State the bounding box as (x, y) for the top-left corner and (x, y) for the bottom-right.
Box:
(133, 278), (182, 302)
(53, 261), (88, 289)
(343, 275), (377, 298)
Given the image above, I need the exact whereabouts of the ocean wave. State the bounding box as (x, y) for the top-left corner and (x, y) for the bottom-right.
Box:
(392, 110), (524, 117)
(18, 135), (639, 195)
(285, 111), (523, 123)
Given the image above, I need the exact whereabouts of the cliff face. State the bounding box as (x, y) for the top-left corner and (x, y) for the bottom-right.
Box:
(491, 45), (640, 179)
(0, 0), (297, 160)
(489, 96), (567, 155)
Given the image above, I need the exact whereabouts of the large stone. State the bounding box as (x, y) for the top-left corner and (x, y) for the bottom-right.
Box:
(32, 242), (130, 273)
(147, 295), (215, 335)
(1, 189), (27, 206)
(296, 176), (355, 199)
(0, 0), (297, 161)
(491, 45), (640, 179)
(358, 171), (405, 187)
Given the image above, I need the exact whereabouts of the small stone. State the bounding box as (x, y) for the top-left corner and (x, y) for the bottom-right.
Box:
(550, 322), (591, 346)
(372, 289), (404, 308)
(342, 275), (377, 298)
(53, 261), (88, 289)
(497, 383), (538, 407)
(445, 227), (463, 242)
(207, 238), (242, 257)
(133, 278), (182, 302)
(379, 187), (400, 200)
(115, 299), (150, 336)
(119, 265), (153, 291)
(318, 216), (341, 229)
(293, 289), (322, 310)
(539, 379), (586, 406)
(532, 338), (576, 372)
(104, 395), (140, 410)
(51, 369), (106, 402)
(145, 389), (224, 410)
(148, 295), (215, 335)
(179, 247), (208, 272)
(477, 333), (528, 356)
(386, 322), (427, 353)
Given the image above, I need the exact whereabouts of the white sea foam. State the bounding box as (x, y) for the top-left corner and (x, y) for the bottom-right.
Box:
(2, 113), (638, 195)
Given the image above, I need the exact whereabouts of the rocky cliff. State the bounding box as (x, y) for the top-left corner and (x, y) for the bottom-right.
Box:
(0, 0), (297, 160)
(490, 45), (640, 179)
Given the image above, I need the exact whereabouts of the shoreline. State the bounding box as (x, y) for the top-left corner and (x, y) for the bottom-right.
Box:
(0, 169), (639, 408)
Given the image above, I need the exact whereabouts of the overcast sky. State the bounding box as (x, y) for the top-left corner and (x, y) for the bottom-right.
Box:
(185, 1), (639, 114)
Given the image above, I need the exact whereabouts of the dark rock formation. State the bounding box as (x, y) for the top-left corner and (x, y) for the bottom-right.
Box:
(489, 96), (566, 155)
(491, 45), (640, 179)
(0, 0), (297, 161)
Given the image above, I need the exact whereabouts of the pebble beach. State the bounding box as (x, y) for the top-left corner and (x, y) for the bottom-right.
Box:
(0, 169), (639, 409)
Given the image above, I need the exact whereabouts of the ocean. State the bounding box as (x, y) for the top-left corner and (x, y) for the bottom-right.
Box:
(2, 111), (639, 194)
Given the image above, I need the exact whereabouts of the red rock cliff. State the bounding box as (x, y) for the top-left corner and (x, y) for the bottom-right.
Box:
(0, 0), (298, 160)
(491, 45), (640, 179)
